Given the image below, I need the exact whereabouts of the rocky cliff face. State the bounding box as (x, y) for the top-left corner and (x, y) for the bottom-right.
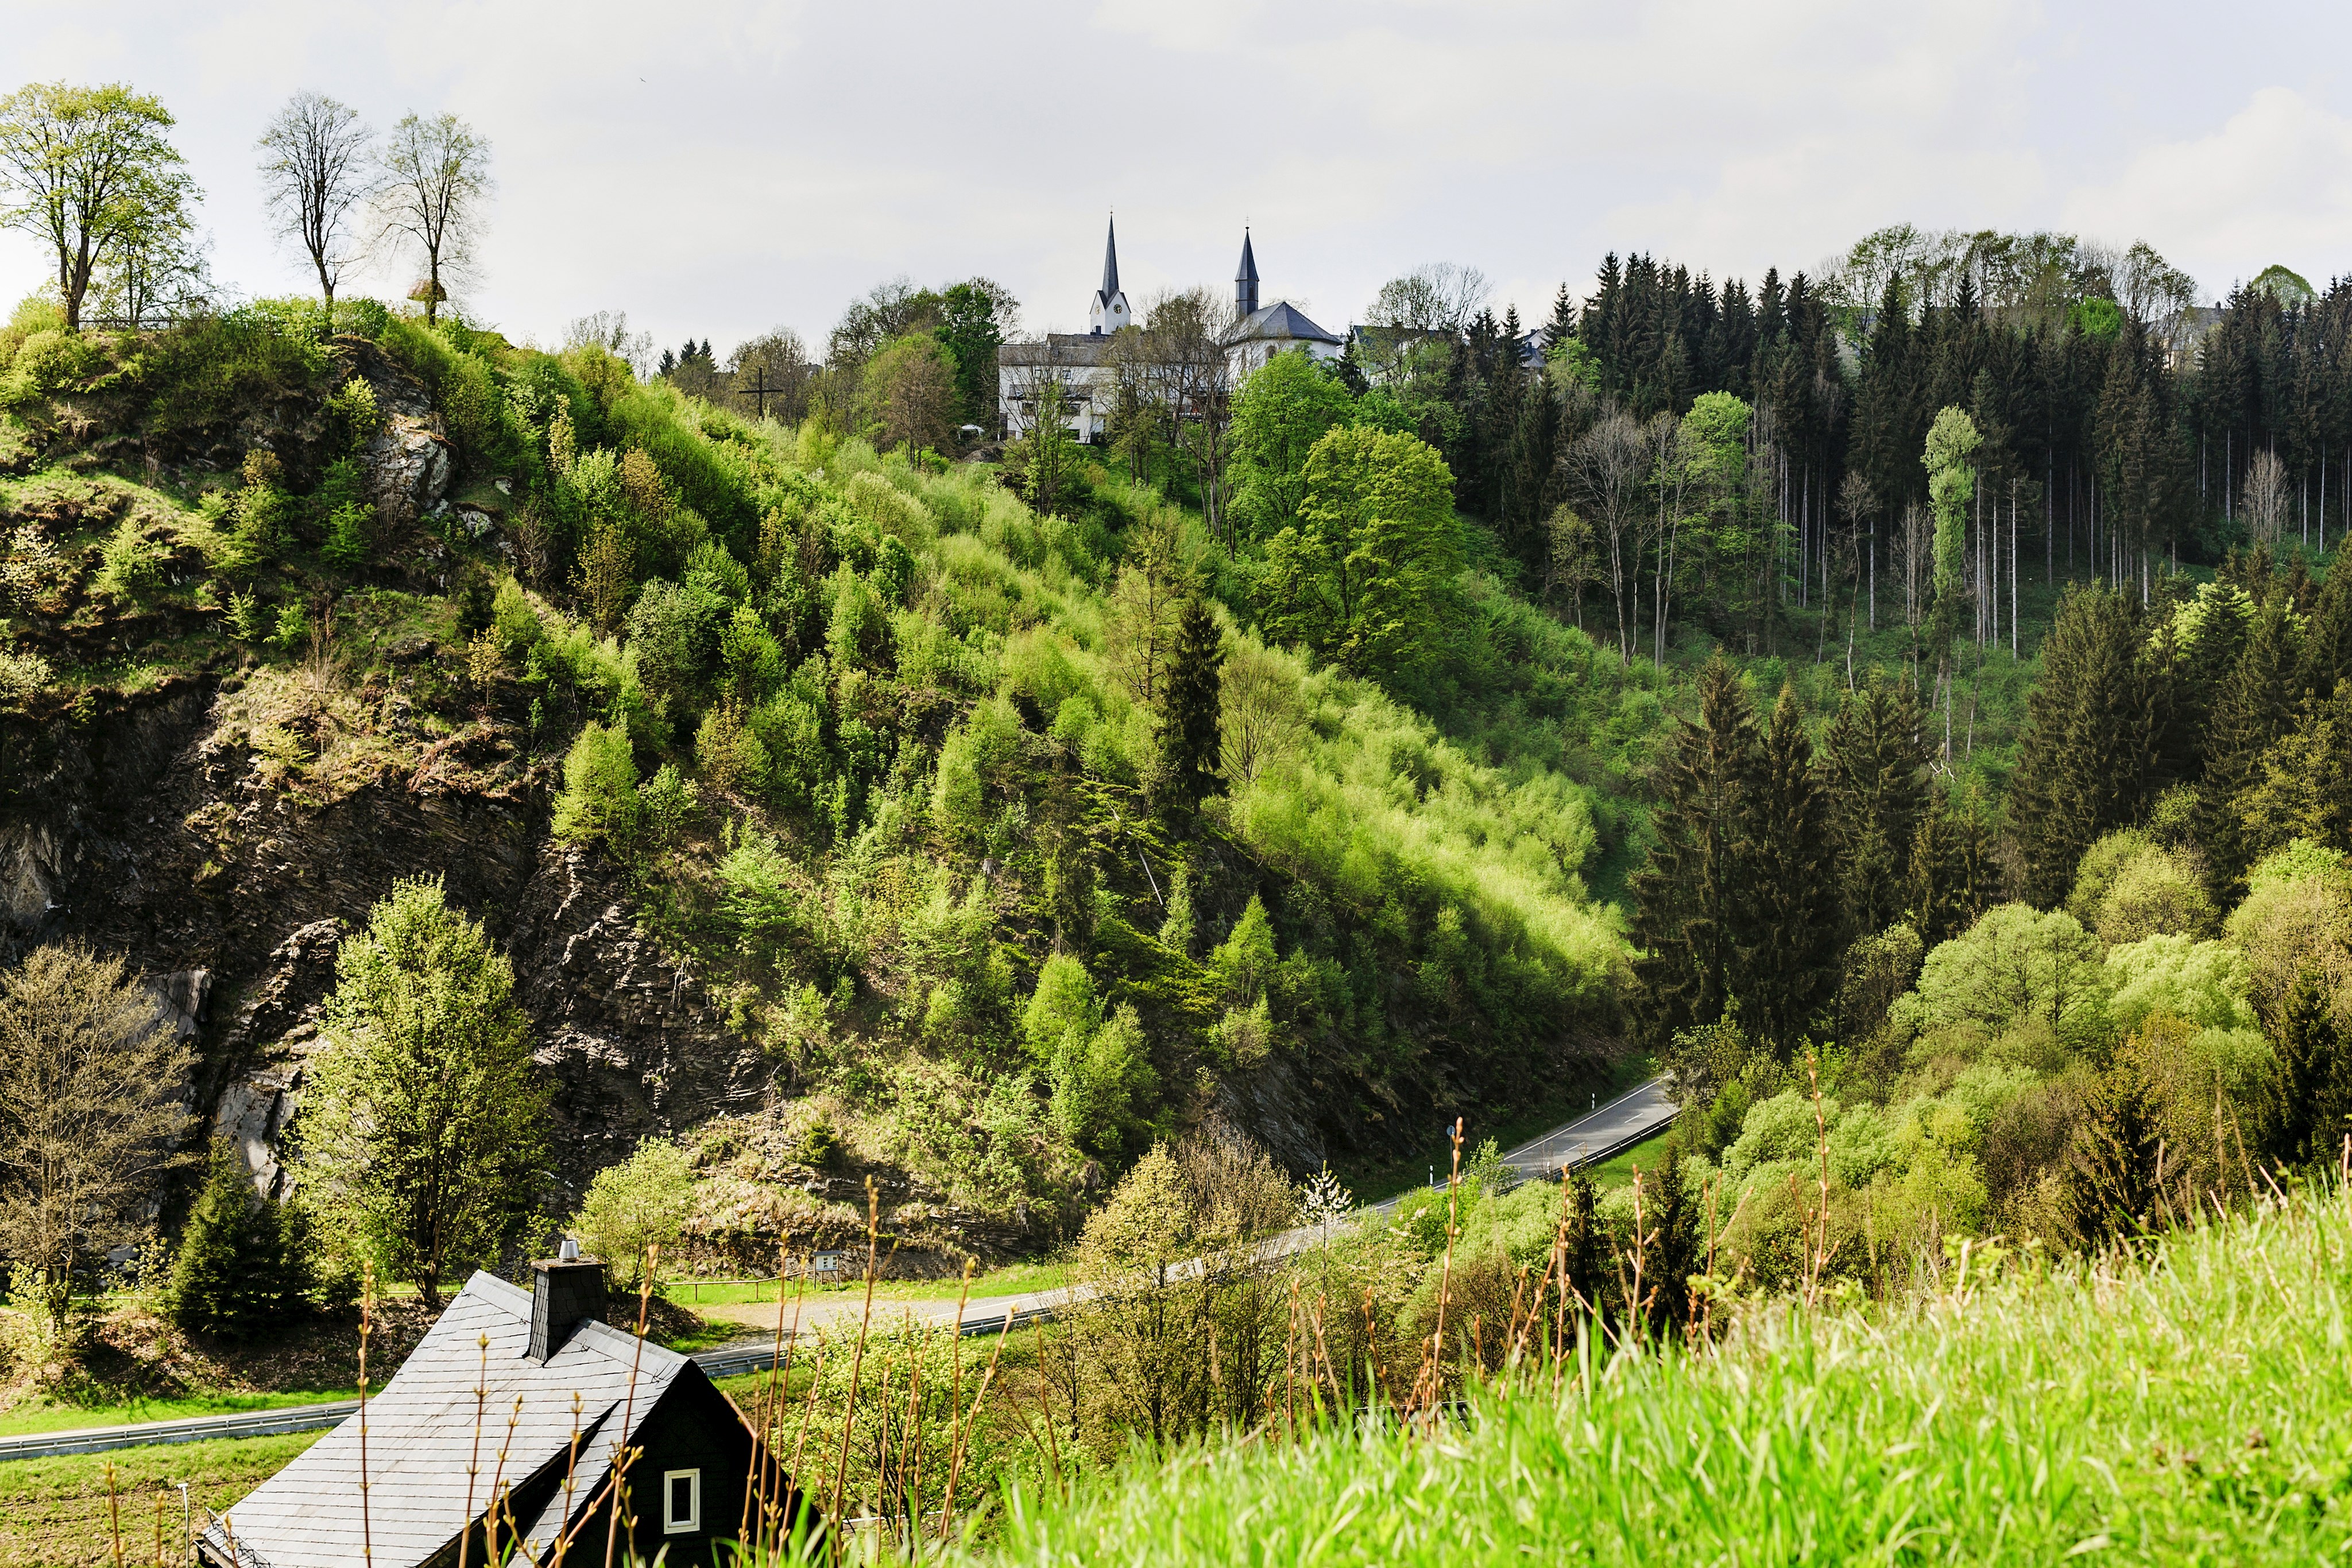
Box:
(0, 678), (769, 1210)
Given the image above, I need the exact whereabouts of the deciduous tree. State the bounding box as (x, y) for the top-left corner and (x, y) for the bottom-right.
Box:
(0, 943), (194, 1332)
(293, 877), (547, 1307)
(257, 91), (372, 306)
(375, 111), (490, 326)
(0, 81), (195, 331)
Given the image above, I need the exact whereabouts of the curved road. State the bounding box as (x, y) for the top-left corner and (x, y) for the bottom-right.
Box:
(0, 1079), (1677, 1462)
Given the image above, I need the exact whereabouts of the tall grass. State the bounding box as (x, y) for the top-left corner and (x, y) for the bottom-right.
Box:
(977, 1180), (2352, 1565)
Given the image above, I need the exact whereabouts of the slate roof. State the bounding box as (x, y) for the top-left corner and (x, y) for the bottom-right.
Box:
(201, 1272), (695, 1568)
(1227, 300), (1341, 346)
(999, 334), (1120, 367)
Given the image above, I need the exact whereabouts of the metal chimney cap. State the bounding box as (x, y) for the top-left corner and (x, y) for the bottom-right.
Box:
(559, 1237), (581, 1261)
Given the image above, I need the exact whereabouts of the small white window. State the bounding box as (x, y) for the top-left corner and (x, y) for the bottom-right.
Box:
(663, 1469), (701, 1535)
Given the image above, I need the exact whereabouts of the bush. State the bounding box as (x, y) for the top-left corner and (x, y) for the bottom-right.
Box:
(3, 328), (107, 403)
(164, 1139), (312, 1341)
(570, 1137), (698, 1288)
(95, 520), (168, 599)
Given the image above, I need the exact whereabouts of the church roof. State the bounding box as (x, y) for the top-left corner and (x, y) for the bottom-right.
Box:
(1101, 216), (1120, 301)
(1236, 230), (1258, 286)
(1227, 300), (1341, 346)
(198, 1272), (707, 1568)
(1000, 334), (1120, 367)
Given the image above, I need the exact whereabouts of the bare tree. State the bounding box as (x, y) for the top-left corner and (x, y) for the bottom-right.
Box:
(2245, 448), (2290, 547)
(564, 309), (656, 378)
(376, 111), (490, 326)
(1364, 262), (1490, 333)
(0, 944), (194, 1333)
(1564, 412), (1650, 663)
(257, 92), (373, 306)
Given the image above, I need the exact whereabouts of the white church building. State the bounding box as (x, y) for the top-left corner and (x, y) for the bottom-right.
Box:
(997, 220), (1344, 439)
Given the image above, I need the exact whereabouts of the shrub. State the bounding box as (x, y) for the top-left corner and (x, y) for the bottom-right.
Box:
(0, 649), (52, 713)
(552, 721), (642, 846)
(639, 762), (698, 845)
(164, 1139), (312, 1340)
(3, 328), (106, 403)
(95, 520), (168, 599)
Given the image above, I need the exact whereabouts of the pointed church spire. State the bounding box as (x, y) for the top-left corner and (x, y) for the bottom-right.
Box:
(1101, 214), (1120, 302)
(1236, 228), (1259, 316)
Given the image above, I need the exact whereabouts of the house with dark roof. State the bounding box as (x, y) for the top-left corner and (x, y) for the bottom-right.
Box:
(1225, 228), (1343, 377)
(198, 1252), (789, 1568)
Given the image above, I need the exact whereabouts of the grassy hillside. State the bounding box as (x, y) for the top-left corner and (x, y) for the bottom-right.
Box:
(976, 1183), (2352, 1565)
(0, 300), (1628, 1252)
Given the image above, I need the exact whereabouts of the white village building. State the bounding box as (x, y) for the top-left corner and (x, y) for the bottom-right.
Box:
(997, 221), (1345, 439)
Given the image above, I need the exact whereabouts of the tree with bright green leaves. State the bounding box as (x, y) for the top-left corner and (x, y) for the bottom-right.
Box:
(165, 1139), (314, 1341)
(1022, 954), (1157, 1155)
(2008, 585), (2164, 907)
(1630, 656), (1761, 1049)
(1824, 672), (1931, 937)
(293, 877), (547, 1307)
(1158, 597), (1224, 818)
(1228, 350), (1357, 541)
(1921, 405), (1979, 749)
(552, 721), (640, 849)
(1260, 424), (1460, 684)
(570, 1137), (697, 1288)
(1742, 686), (1840, 1050)
(0, 82), (196, 332)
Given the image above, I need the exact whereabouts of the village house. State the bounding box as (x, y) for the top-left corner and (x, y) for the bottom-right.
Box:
(198, 1249), (788, 1568)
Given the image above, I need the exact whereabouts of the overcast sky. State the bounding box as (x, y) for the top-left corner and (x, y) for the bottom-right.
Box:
(4, 0), (2349, 357)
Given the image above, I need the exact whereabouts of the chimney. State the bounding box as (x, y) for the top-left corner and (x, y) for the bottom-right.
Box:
(528, 1247), (607, 1363)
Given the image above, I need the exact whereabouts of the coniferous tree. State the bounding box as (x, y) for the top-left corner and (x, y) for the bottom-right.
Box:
(1634, 1143), (1700, 1337)
(1158, 597), (1224, 818)
(1824, 673), (1931, 936)
(1909, 785), (2001, 947)
(2065, 1049), (2167, 1245)
(2193, 597), (2300, 899)
(2261, 970), (2351, 1170)
(2010, 585), (2162, 906)
(1743, 686), (1840, 1050)
(2297, 557), (2352, 704)
(165, 1139), (312, 1340)
(1630, 657), (1761, 1048)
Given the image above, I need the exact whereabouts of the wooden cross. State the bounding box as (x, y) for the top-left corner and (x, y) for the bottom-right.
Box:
(733, 368), (800, 421)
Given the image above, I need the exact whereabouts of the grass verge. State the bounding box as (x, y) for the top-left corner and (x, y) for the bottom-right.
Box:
(976, 1184), (2352, 1565)
(0, 1431), (325, 1568)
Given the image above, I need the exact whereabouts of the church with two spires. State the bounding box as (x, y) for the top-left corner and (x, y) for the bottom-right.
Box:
(995, 219), (1345, 439)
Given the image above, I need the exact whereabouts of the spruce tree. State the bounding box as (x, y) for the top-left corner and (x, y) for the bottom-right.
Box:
(1635, 1143), (1700, 1338)
(1630, 656), (1761, 1049)
(2009, 585), (2161, 906)
(1743, 686), (1840, 1051)
(2297, 557), (2352, 701)
(1909, 784), (2001, 947)
(2261, 969), (2350, 1170)
(1157, 597), (1224, 819)
(2064, 1050), (2167, 1245)
(1824, 673), (1931, 936)
(2193, 597), (2299, 899)
(165, 1139), (311, 1341)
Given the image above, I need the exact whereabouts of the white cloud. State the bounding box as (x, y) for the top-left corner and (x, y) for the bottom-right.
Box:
(2064, 86), (2352, 300)
(0, 1), (2343, 353)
